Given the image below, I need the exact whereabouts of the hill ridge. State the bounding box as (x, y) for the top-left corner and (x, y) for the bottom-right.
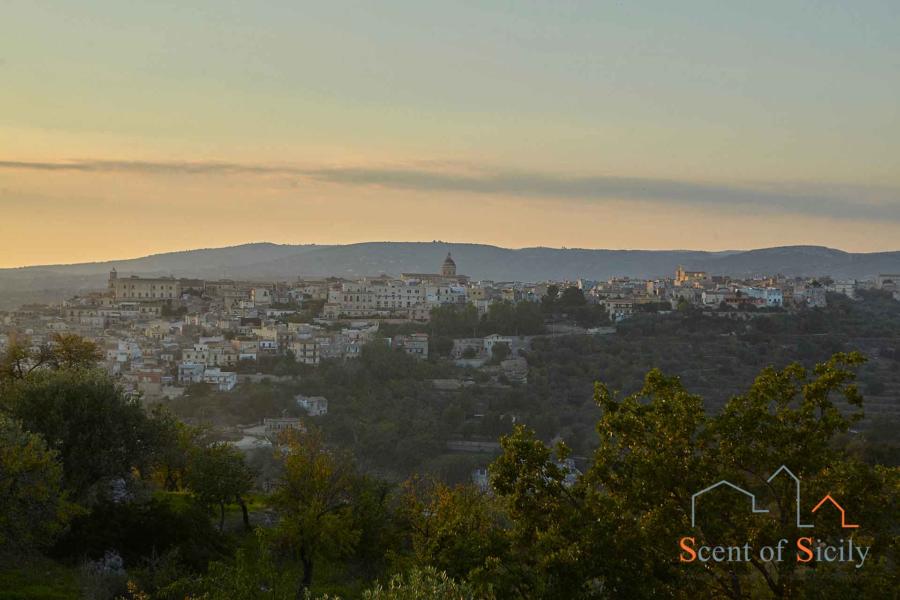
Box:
(1, 242), (898, 309)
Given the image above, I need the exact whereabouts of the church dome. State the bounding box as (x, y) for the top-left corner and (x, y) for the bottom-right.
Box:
(441, 252), (457, 276)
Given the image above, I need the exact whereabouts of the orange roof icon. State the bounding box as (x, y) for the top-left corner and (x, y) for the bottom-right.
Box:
(811, 494), (859, 529)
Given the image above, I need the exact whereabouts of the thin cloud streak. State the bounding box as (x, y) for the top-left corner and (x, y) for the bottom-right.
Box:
(0, 159), (285, 175)
(2, 159), (898, 222)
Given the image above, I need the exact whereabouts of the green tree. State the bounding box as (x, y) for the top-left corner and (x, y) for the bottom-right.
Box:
(187, 441), (255, 531)
(165, 530), (296, 600)
(0, 416), (79, 554)
(430, 304), (481, 337)
(0, 334), (32, 381)
(489, 426), (593, 598)
(484, 301), (545, 335)
(479, 353), (898, 598)
(541, 285), (560, 313)
(0, 333), (101, 381)
(149, 405), (207, 492)
(559, 286), (587, 308)
(489, 342), (510, 364)
(270, 428), (361, 592)
(47, 333), (103, 369)
(1, 369), (160, 500)
(397, 477), (507, 587)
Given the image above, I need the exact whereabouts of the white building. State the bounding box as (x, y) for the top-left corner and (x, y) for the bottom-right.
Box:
(264, 417), (305, 436)
(202, 367), (237, 391)
(178, 362), (205, 385)
(250, 287), (273, 306)
(738, 287), (784, 307)
(484, 334), (515, 357)
(296, 395), (328, 416)
(701, 288), (730, 307)
(829, 280), (857, 299)
(795, 284), (827, 308)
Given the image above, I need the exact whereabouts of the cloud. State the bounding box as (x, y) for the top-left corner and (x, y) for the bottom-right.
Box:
(2, 159), (898, 222)
(0, 159), (284, 175)
(302, 167), (900, 222)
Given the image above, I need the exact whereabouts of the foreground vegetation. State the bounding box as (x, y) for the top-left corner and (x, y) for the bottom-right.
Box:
(1, 325), (897, 598)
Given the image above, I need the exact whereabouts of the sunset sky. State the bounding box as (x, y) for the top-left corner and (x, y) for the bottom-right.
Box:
(2, 1), (899, 267)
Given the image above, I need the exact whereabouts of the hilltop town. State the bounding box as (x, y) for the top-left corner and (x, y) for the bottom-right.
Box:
(3, 253), (899, 463)
(3, 254), (899, 400)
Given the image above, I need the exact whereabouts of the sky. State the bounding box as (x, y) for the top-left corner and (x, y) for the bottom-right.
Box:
(2, 1), (899, 267)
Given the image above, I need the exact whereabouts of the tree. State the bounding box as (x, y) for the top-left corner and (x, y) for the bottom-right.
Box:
(484, 301), (545, 335)
(0, 416), (78, 554)
(489, 342), (510, 364)
(1, 369), (161, 500)
(270, 428), (361, 592)
(559, 286), (587, 308)
(0, 333), (100, 381)
(582, 352), (898, 598)
(475, 353), (898, 598)
(149, 405), (208, 492)
(489, 426), (593, 598)
(165, 529), (296, 600)
(355, 341), (424, 385)
(187, 441), (254, 531)
(47, 333), (103, 369)
(541, 285), (560, 313)
(398, 477), (507, 587)
(429, 304), (481, 337)
(0, 334), (38, 381)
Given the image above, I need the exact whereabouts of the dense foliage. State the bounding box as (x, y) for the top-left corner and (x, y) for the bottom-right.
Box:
(0, 295), (897, 598)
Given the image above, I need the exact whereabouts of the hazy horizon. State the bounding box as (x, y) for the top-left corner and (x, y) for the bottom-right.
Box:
(3, 238), (899, 271)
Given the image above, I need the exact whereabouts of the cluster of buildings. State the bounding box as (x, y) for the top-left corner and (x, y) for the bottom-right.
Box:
(321, 253), (546, 319)
(576, 267), (900, 321)
(0, 255), (467, 398)
(2, 252), (898, 401)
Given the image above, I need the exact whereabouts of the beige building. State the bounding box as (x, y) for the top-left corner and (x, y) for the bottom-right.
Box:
(400, 252), (470, 284)
(109, 269), (181, 302)
(605, 298), (634, 321)
(675, 266), (709, 287)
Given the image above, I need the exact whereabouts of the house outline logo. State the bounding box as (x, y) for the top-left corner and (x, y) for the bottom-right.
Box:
(690, 465), (857, 529)
(811, 494), (859, 529)
(690, 480), (768, 527)
(766, 465), (813, 528)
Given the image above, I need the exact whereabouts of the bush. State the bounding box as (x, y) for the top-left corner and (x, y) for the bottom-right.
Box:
(361, 567), (483, 600)
(53, 495), (228, 573)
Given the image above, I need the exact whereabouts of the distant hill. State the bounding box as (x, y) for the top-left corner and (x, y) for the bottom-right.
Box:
(1, 242), (898, 309)
(691, 246), (900, 278)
